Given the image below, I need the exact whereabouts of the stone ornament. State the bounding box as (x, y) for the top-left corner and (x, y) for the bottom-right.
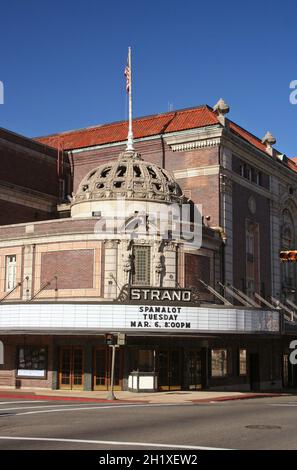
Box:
(248, 195), (257, 215)
(73, 149), (184, 204)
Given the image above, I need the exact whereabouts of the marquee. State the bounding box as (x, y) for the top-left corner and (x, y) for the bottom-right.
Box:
(0, 302), (280, 334)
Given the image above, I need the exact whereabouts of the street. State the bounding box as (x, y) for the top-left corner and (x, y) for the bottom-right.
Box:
(0, 395), (296, 450)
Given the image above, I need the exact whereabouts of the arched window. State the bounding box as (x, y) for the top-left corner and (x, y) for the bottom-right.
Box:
(282, 209), (295, 250)
(281, 209), (296, 291)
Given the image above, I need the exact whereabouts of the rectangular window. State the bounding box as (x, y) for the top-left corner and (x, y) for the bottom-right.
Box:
(5, 255), (16, 292)
(251, 168), (257, 184)
(211, 349), (228, 377)
(239, 348), (247, 375)
(244, 165), (251, 181)
(17, 346), (47, 378)
(137, 350), (154, 372)
(133, 246), (151, 285)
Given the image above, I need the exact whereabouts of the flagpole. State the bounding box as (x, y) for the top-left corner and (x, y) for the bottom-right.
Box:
(127, 46), (134, 151)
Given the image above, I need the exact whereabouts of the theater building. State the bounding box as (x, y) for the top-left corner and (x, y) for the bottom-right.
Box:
(0, 99), (296, 392)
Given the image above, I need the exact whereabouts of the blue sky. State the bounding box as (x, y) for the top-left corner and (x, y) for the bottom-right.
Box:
(0, 0), (296, 156)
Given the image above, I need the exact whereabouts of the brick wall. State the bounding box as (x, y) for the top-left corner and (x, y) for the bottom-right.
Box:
(0, 200), (50, 226)
(184, 253), (214, 302)
(41, 249), (94, 289)
(0, 129), (71, 226)
(232, 182), (271, 297)
(0, 137), (65, 197)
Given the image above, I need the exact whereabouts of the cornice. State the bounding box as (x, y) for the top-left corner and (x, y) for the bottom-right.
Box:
(0, 180), (57, 211)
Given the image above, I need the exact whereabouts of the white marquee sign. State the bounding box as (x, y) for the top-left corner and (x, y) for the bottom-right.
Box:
(0, 303), (280, 334)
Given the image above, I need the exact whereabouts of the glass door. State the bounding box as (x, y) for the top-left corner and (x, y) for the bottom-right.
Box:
(93, 348), (108, 390)
(59, 347), (84, 390)
(158, 350), (181, 391)
(188, 350), (202, 390)
(72, 347), (84, 389)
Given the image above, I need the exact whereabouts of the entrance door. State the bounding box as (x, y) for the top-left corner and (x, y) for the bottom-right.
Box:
(249, 353), (260, 391)
(159, 350), (181, 391)
(93, 347), (123, 391)
(188, 350), (202, 390)
(59, 347), (84, 390)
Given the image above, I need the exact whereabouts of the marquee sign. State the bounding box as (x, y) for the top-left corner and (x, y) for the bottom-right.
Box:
(117, 285), (200, 305)
(0, 303), (280, 334)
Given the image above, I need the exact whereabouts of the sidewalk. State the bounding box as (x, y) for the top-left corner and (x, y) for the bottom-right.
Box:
(0, 388), (290, 404)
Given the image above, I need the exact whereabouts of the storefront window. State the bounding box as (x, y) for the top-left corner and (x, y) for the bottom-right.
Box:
(17, 346), (47, 378)
(239, 348), (247, 375)
(132, 349), (154, 372)
(211, 349), (228, 377)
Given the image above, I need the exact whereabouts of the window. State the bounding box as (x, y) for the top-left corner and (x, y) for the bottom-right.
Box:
(5, 255), (16, 292)
(239, 349), (247, 375)
(132, 349), (154, 372)
(246, 229), (254, 257)
(244, 165), (251, 181)
(132, 246), (151, 285)
(281, 209), (296, 289)
(245, 221), (259, 296)
(211, 349), (228, 377)
(236, 158), (266, 187)
(17, 346), (47, 378)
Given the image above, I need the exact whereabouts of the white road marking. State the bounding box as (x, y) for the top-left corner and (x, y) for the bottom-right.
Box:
(15, 403), (192, 416)
(0, 401), (48, 405)
(0, 436), (232, 450)
(0, 403), (118, 412)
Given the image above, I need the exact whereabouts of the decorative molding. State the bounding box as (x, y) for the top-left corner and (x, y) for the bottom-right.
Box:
(104, 239), (120, 249)
(0, 181), (57, 211)
(170, 138), (220, 153)
(174, 165), (220, 180)
(248, 195), (257, 215)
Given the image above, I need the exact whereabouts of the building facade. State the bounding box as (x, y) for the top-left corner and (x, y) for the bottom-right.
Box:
(0, 100), (296, 392)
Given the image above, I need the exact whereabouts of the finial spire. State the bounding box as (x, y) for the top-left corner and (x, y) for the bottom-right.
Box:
(125, 47), (134, 151)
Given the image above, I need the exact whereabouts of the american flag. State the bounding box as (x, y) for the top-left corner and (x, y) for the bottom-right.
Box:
(124, 60), (130, 93)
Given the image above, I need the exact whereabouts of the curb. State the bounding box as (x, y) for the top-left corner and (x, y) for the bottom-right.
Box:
(0, 392), (148, 404)
(0, 391), (291, 405)
(191, 393), (290, 403)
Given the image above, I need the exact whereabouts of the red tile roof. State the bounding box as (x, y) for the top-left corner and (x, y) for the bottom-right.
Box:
(34, 104), (297, 174)
(287, 158), (297, 172)
(229, 121), (268, 153)
(35, 105), (219, 151)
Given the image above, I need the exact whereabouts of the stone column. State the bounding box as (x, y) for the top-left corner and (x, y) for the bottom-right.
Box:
(162, 241), (177, 288)
(220, 173), (233, 288)
(22, 244), (35, 300)
(270, 198), (281, 298)
(104, 240), (119, 299)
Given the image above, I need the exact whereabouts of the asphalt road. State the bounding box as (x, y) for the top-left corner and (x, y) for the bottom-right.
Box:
(0, 395), (297, 450)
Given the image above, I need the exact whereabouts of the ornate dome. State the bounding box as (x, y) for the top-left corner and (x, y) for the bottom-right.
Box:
(73, 150), (183, 204)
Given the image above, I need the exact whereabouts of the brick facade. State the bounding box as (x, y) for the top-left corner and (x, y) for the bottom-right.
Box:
(0, 128), (71, 226)
(41, 249), (94, 290)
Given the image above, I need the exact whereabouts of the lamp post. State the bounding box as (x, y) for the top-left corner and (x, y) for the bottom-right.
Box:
(107, 343), (119, 400)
